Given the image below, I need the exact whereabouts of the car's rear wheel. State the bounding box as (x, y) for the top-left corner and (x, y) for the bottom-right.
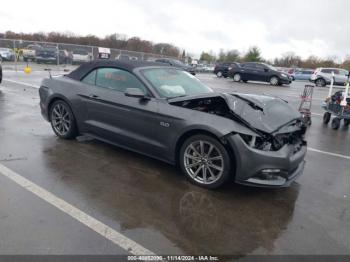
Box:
(180, 134), (232, 189)
(270, 76), (279, 86)
(216, 71), (223, 78)
(50, 100), (78, 139)
(323, 112), (331, 124)
(233, 73), (241, 82)
(315, 78), (326, 87)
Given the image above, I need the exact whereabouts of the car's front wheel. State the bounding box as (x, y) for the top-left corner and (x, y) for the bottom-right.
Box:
(315, 78), (326, 87)
(179, 134), (232, 189)
(270, 76), (279, 86)
(233, 73), (241, 82)
(216, 71), (223, 78)
(50, 100), (78, 139)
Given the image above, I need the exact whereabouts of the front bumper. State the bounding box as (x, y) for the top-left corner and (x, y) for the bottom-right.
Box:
(227, 134), (307, 187)
(0, 54), (14, 61)
(280, 77), (292, 84)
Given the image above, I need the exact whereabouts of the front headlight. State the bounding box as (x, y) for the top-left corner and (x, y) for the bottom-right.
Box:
(281, 73), (287, 78)
(238, 133), (273, 151)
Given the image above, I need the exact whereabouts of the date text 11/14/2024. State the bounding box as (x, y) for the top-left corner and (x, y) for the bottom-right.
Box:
(127, 255), (219, 261)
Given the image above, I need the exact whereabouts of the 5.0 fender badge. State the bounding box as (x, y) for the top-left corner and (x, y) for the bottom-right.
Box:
(160, 121), (170, 128)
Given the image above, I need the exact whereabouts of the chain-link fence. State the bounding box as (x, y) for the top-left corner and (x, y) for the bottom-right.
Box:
(0, 38), (177, 71)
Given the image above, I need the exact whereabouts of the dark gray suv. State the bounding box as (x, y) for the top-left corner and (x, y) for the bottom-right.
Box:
(228, 62), (292, 86)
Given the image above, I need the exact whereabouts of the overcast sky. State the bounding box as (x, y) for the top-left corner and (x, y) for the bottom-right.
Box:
(1, 0), (349, 60)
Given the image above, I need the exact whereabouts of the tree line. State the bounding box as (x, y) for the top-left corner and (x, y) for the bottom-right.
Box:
(1, 31), (180, 57)
(200, 47), (350, 70)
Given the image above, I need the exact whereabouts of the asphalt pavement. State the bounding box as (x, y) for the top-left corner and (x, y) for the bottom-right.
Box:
(0, 70), (349, 256)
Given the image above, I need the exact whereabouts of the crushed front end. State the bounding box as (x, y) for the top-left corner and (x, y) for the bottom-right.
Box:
(226, 126), (307, 187)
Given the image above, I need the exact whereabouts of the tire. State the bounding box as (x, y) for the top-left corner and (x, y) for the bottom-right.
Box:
(331, 118), (341, 130)
(233, 73), (241, 82)
(315, 78), (326, 87)
(49, 100), (78, 139)
(323, 112), (331, 124)
(270, 76), (279, 86)
(216, 71), (223, 78)
(179, 134), (232, 189)
(344, 119), (350, 126)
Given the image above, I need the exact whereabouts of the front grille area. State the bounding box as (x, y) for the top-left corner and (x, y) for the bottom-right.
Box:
(273, 131), (304, 152)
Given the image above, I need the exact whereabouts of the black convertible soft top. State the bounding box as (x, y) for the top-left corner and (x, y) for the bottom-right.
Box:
(67, 59), (167, 80)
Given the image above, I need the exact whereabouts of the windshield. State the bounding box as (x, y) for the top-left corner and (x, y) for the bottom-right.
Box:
(264, 64), (277, 71)
(142, 68), (213, 98)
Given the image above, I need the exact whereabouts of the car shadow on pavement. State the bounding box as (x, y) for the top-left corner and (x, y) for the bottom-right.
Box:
(40, 137), (300, 256)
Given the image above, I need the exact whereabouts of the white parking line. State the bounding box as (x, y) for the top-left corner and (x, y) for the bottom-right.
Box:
(3, 78), (39, 89)
(308, 147), (350, 160)
(0, 163), (154, 255)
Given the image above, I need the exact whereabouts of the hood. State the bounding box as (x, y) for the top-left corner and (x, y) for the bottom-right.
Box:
(225, 93), (301, 134)
(169, 92), (301, 134)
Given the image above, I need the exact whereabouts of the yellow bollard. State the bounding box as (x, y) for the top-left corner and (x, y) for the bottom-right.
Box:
(24, 66), (31, 74)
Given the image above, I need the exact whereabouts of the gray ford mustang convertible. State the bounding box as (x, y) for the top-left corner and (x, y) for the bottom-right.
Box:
(39, 60), (307, 189)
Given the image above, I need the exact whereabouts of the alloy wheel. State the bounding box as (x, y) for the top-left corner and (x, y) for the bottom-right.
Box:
(270, 76), (279, 86)
(233, 73), (241, 82)
(316, 79), (325, 87)
(51, 103), (71, 136)
(183, 140), (224, 185)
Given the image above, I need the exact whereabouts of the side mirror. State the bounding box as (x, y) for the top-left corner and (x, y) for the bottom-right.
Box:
(125, 88), (148, 99)
(264, 68), (269, 72)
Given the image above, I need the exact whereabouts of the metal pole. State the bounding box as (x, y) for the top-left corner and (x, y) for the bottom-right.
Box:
(341, 74), (350, 107)
(91, 46), (94, 61)
(328, 71), (334, 98)
(14, 40), (17, 72)
(57, 44), (59, 66)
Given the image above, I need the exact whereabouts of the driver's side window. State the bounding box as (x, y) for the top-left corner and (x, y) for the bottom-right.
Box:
(82, 67), (147, 94)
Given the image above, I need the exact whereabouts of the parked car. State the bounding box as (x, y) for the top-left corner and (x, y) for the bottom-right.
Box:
(72, 49), (90, 64)
(310, 68), (349, 87)
(39, 60), (307, 189)
(155, 58), (196, 75)
(214, 62), (239, 78)
(291, 69), (314, 81)
(203, 65), (215, 73)
(22, 44), (41, 62)
(228, 62), (292, 86)
(36, 47), (58, 64)
(116, 54), (141, 61)
(0, 48), (15, 61)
